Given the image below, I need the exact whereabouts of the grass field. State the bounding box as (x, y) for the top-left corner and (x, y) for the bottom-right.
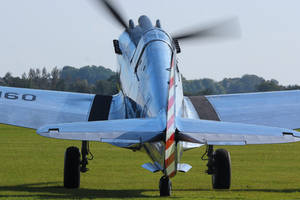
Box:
(1, 124), (300, 200)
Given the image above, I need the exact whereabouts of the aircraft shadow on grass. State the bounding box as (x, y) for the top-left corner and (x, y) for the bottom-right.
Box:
(1, 182), (300, 199)
(177, 188), (300, 193)
(0, 182), (157, 199)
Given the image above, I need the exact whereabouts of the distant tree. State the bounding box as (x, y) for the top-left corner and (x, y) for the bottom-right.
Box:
(40, 67), (50, 89)
(220, 74), (265, 94)
(61, 65), (115, 85)
(183, 77), (225, 95)
(94, 74), (119, 95)
(0, 77), (6, 86)
(196, 88), (214, 95)
(94, 80), (111, 95)
(107, 74), (120, 93)
(3, 72), (13, 85)
(51, 67), (60, 90)
(69, 79), (91, 93)
(285, 85), (300, 90)
(256, 80), (283, 92)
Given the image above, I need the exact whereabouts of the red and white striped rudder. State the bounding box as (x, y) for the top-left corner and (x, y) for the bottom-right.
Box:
(164, 56), (176, 178)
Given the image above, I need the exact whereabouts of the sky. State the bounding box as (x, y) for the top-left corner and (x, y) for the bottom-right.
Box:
(0, 0), (300, 85)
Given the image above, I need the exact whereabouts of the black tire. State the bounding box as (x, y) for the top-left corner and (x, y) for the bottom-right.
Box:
(64, 146), (80, 188)
(159, 176), (172, 196)
(212, 149), (231, 189)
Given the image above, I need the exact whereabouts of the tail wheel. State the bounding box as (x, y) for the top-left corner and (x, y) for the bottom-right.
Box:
(159, 176), (172, 196)
(64, 146), (80, 188)
(212, 149), (231, 189)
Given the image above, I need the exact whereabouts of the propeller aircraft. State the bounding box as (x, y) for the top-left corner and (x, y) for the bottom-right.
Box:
(1, 0), (300, 196)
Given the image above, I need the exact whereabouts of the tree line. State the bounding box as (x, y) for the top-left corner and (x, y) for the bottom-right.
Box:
(1, 66), (299, 96)
(183, 74), (300, 95)
(0, 66), (119, 95)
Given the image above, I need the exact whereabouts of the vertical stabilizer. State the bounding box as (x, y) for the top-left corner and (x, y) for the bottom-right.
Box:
(164, 55), (177, 178)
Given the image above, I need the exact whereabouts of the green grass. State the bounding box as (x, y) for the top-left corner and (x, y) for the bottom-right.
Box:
(1, 124), (300, 199)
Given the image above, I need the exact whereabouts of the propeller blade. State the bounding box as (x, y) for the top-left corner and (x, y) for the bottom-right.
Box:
(94, 0), (128, 29)
(172, 17), (241, 42)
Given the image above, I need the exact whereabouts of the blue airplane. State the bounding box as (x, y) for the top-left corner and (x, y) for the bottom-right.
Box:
(1, 0), (300, 196)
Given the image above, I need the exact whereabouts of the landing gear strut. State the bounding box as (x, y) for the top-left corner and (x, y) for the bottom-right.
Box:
(159, 176), (172, 196)
(64, 141), (93, 188)
(203, 145), (231, 189)
(80, 141), (91, 173)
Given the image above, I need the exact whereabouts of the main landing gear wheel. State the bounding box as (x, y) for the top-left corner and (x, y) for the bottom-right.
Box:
(212, 149), (231, 189)
(64, 146), (80, 188)
(159, 176), (172, 196)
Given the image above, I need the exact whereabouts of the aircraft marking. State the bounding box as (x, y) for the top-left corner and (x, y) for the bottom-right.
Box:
(0, 92), (36, 101)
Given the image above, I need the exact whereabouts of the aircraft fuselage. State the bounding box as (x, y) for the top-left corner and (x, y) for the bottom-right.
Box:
(116, 16), (189, 177)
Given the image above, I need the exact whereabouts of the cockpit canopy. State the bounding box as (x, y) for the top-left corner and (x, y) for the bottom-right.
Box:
(127, 15), (162, 46)
(118, 15), (175, 64)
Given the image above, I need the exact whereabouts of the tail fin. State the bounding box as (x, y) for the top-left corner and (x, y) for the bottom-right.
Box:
(164, 55), (177, 177)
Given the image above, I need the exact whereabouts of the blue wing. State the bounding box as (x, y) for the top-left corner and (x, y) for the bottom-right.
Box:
(0, 86), (125, 129)
(187, 90), (300, 129)
(176, 118), (300, 145)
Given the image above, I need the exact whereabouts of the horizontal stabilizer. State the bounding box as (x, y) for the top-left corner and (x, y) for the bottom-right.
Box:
(176, 118), (300, 145)
(182, 141), (204, 151)
(141, 163), (161, 173)
(177, 163), (192, 173)
(142, 162), (192, 173)
(37, 117), (165, 145)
